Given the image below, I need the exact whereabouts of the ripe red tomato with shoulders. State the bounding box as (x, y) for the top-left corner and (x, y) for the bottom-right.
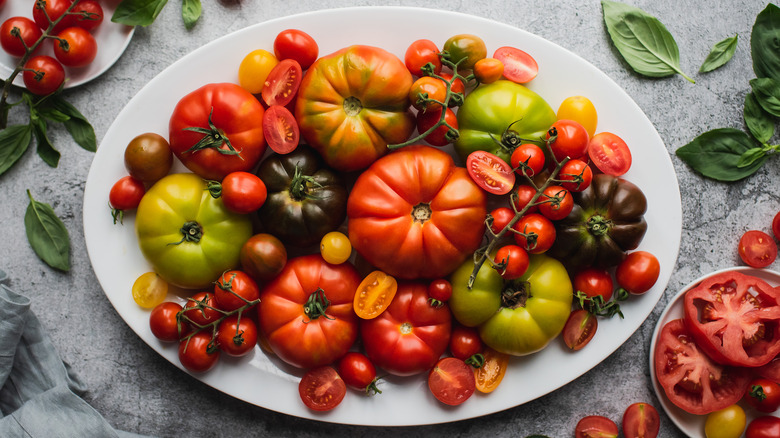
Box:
(298, 366), (346, 411)
(262, 104), (300, 154)
(746, 416), (780, 438)
(588, 132), (632, 176)
(513, 213), (556, 254)
(547, 119), (589, 162)
(466, 150), (516, 195)
(52, 26), (97, 68)
(739, 230), (778, 268)
(72, 0), (103, 32)
(261, 58), (302, 107)
(744, 378), (780, 413)
(219, 171), (267, 215)
(562, 309), (597, 351)
(493, 46), (538, 83)
(178, 331), (219, 373)
(338, 352), (379, 393)
(22, 55), (65, 96)
(575, 415), (618, 438)
(615, 251), (660, 295)
(273, 29), (318, 70)
(1, 17), (42, 57)
(405, 39), (441, 76)
(622, 402), (660, 438)
(149, 302), (190, 342)
(216, 315), (257, 357)
(428, 357), (476, 406)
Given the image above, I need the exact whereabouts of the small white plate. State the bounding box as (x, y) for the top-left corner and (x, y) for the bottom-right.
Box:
(649, 267), (780, 437)
(0, 0), (134, 89)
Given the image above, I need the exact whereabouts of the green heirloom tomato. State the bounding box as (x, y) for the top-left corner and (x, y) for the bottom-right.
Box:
(449, 254), (573, 356)
(135, 173), (253, 290)
(455, 80), (556, 163)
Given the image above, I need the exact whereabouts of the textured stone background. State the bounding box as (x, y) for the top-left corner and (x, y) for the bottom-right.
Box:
(1, 0), (778, 437)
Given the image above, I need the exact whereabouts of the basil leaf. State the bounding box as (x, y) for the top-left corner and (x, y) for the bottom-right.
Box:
(750, 77), (780, 117)
(0, 124), (32, 176)
(676, 128), (766, 181)
(751, 3), (780, 81)
(182, 0), (201, 30)
(601, 1), (694, 83)
(744, 92), (775, 143)
(31, 117), (60, 167)
(25, 190), (70, 272)
(42, 96), (97, 152)
(737, 147), (767, 168)
(700, 35), (738, 73)
(112, 0), (169, 27)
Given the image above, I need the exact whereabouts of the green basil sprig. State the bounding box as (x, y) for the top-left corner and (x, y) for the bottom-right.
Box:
(700, 35), (738, 73)
(601, 1), (694, 83)
(24, 190), (71, 272)
(113, 0), (202, 29)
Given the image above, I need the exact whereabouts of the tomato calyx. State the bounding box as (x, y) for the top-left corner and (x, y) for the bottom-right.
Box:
(489, 120), (543, 155)
(587, 215), (613, 237)
(574, 290), (625, 319)
(168, 221), (204, 245)
(501, 280), (531, 309)
(465, 353), (486, 368)
(288, 165), (323, 201)
(750, 384), (769, 402)
(411, 202), (433, 224)
(302, 288), (335, 322)
(183, 108), (242, 158)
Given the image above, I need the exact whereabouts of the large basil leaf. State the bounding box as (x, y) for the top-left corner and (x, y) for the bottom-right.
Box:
(744, 92), (775, 144)
(700, 35), (738, 73)
(601, 1), (694, 82)
(25, 190), (70, 272)
(112, 0), (169, 27)
(751, 3), (780, 81)
(41, 95), (97, 152)
(182, 0), (201, 29)
(750, 77), (780, 117)
(676, 128), (765, 181)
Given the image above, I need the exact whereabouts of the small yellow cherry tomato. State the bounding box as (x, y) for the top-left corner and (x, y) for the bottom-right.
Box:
(473, 58), (504, 84)
(132, 272), (169, 309)
(238, 49), (279, 94)
(704, 404), (746, 438)
(474, 347), (509, 393)
(353, 270), (398, 319)
(556, 95), (598, 138)
(320, 231), (352, 264)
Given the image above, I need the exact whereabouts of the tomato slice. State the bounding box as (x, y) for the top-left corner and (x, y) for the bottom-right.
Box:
(474, 347), (509, 393)
(588, 132), (632, 176)
(353, 270), (398, 319)
(262, 105), (300, 154)
(622, 402), (660, 438)
(563, 309), (598, 351)
(683, 271), (780, 367)
(756, 354), (780, 382)
(466, 150), (515, 195)
(739, 230), (778, 268)
(493, 46), (538, 84)
(261, 58), (303, 107)
(428, 357), (476, 406)
(298, 366), (346, 411)
(654, 319), (750, 415)
(575, 415), (618, 438)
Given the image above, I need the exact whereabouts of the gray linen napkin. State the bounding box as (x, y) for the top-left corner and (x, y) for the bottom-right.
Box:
(0, 269), (151, 438)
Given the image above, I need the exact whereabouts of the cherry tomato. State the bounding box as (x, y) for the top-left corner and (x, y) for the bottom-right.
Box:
(563, 309), (598, 351)
(216, 315), (258, 357)
(238, 49), (279, 94)
(149, 302), (189, 342)
(33, 0), (75, 33)
(559, 159), (593, 192)
(338, 352), (379, 393)
(773, 211), (780, 241)
(428, 357), (476, 406)
(261, 58), (302, 107)
(474, 347), (509, 393)
(409, 76), (448, 111)
(622, 402), (660, 438)
(262, 104), (300, 154)
(494, 244), (530, 280)
(704, 404), (746, 438)
(538, 185), (573, 221)
(72, 0), (103, 32)
(298, 366), (346, 411)
(131, 272), (169, 309)
(239, 233), (288, 282)
(744, 378), (780, 413)
(493, 46), (538, 83)
(178, 331), (219, 373)
(510, 143), (546, 177)
(182, 291), (221, 327)
(574, 267), (614, 301)
(443, 34), (486, 70)
(746, 416), (780, 438)
(213, 270), (260, 312)
(615, 251), (660, 295)
(123, 132), (173, 183)
(575, 415), (618, 438)
(557, 95), (598, 138)
(108, 176), (145, 223)
(738, 230), (778, 268)
(1, 17), (42, 57)
(588, 132), (632, 176)
(353, 270), (398, 320)
(52, 26), (97, 68)
(405, 39), (441, 76)
(466, 150), (516, 195)
(489, 207), (515, 235)
(428, 279), (453, 305)
(22, 55), (64, 96)
(513, 213), (556, 254)
(220, 171), (267, 214)
(273, 29), (318, 70)
(416, 106), (458, 146)
(320, 231), (352, 264)
(474, 57), (504, 84)
(547, 119), (590, 162)
(513, 184), (539, 214)
(449, 325), (482, 361)
(439, 72), (465, 96)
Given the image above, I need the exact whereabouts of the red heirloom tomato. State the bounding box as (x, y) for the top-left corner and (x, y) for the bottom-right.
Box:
(257, 254), (361, 369)
(1, 17), (42, 57)
(273, 29), (318, 70)
(169, 83), (266, 181)
(683, 271), (780, 367)
(52, 27), (97, 68)
(295, 45), (415, 172)
(347, 145), (487, 279)
(654, 319), (750, 415)
(746, 416), (780, 438)
(622, 402), (660, 438)
(361, 282), (452, 376)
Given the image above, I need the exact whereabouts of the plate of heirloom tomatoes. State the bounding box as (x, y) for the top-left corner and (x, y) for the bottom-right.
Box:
(83, 6), (682, 425)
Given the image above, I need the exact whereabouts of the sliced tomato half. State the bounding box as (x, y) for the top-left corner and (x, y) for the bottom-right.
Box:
(466, 150), (515, 195)
(261, 58), (302, 107)
(493, 46), (538, 84)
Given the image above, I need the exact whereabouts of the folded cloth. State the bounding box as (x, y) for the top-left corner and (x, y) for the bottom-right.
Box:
(0, 269), (151, 438)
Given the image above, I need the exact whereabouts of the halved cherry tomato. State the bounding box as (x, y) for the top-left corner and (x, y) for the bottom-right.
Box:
(216, 315), (258, 357)
(622, 402), (660, 438)
(744, 378), (780, 413)
(178, 331), (219, 373)
(405, 39), (442, 77)
(746, 416), (780, 438)
(510, 143), (546, 177)
(213, 270), (260, 312)
(513, 213), (556, 254)
(563, 309), (598, 351)
(474, 57), (504, 84)
(466, 150), (515, 195)
(262, 104), (300, 154)
(338, 352), (379, 394)
(449, 325), (482, 361)
(513, 184), (540, 214)
(273, 29), (318, 70)
(615, 251), (660, 295)
(261, 58), (302, 107)
(588, 132), (632, 176)
(575, 415), (618, 438)
(557, 95), (598, 138)
(474, 347), (509, 393)
(220, 171), (267, 214)
(428, 357), (476, 406)
(559, 159), (593, 192)
(353, 270), (398, 319)
(494, 244), (530, 280)
(547, 119), (590, 162)
(739, 230), (778, 268)
(574, 267), (614, 301)
(493, 46), (538, 83)
(538, 185), (573, 221)
(489, 207), (515, 235)
(416, 106), (458, 146)
(298, 366), (346, 411)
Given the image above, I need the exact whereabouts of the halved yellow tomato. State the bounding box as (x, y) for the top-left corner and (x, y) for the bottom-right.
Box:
(474, 347), (509, 393)
(353, 271), (398, 319)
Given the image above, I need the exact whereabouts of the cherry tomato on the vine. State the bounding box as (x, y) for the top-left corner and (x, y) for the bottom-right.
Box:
(428, 279), (453, 306)
(538, 185), (573, 221)
(443, 34), (486, 70)
(547, 119), (589, 162)
(405, 39), (442, 77)
(559, 159), (593, 192)
(510, 143), (545, 177)
(494, 244), (530, 280)
(489, 207), (515, 235)
(33, 0), (75, 33)
(149, 302), (189, 342)
(182, 291), (221, 327)
(261, 58), (302, 107)
(320, 231), (352, 265)
(744, 378), (780, 413)
(466, 150), (515, 195)
(273, 29), (318, 70)
(179, 331), (220, 373)
(213, 270), (260, 312)
(1, 17), (42, 57)
(622, 402), (660, 438)
(299, 366), (346, 411)
(615, 251), (660, 295)
(513, 184), (539, 214)
(428, 357), (476, 406)
(513, 213), (556, 254)
(493, 46), (538, 84)
(338, 352), (380, 394)
(72, 0), (104, 32)
(557, 95), (598, 138)
(409, 76), (448, 111)
(22, 55), (64, 96)
(216, 315), (258, 357)
(416, 106), (458, 146)
(575, 415), (618, 438)
(220, 171), (267, 214)
(738, 230), (777, 268)
(573, 267), (614, 302)
(563, 309), (598, 351)
(588, 132), (632, 176)
(53, 26), (97, 68)
(263, 104), (300, 154)
(473, 57), (504, 84)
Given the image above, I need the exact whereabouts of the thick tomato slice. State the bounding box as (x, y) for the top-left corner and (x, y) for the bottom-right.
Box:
(466, 150), (515, 195)
(474, 347), (509, 393)
(262, 58), (303, 107)
(353, 270), (398, 319)
(493, 46), (538, 84)
(428, 357), (476, 406)
(262, 104), (300, 154)
(298, 366), (346, 411)
(588, 132), (632, 176)
(683, 271), (780, 367)
(654, 319), (750, 415)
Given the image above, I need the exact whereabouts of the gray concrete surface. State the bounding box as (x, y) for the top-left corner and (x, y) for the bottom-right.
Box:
(1, 0), (778, 437)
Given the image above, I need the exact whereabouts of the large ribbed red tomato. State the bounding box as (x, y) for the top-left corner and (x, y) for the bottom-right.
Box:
(347, 145), (487, 279)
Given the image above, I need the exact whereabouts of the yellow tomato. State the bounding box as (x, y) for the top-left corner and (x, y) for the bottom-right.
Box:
(320, 231), (352, 264)
(131, 272), (169, 308)
(238, 49), (279, 94)
(556, 95), (598, 138)
(704, 404), (746, 438)
(353, 270), (398, 319)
